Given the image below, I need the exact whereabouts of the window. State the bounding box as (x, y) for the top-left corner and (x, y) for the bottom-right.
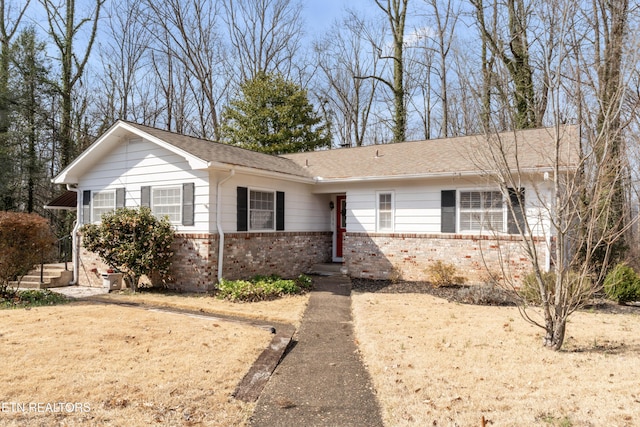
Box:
(152, 186), (182, 222)
(92, 190), (115, 222)
(237, 187), (284, 232)
(377, 192), (394, 232)
(250, 190), (275, 230)
(460, 190), (504, 232)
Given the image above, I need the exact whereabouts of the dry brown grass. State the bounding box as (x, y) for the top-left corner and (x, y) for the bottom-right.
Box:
(0, 302), (274, 426)
(352, 292), (640, 427)
(96, 291), (310, 326)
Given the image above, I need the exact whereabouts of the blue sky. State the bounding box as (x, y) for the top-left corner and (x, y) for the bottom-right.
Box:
(302, 0), (373, 36)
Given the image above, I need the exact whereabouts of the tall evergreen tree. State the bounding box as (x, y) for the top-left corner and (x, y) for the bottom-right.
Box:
(11, 28), (52, 213)
(221, 72), (330, 154)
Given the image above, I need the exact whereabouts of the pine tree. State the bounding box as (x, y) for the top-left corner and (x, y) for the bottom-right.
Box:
(221, 72), (331, 155)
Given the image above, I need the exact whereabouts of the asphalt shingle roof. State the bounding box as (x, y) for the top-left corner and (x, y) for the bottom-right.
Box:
(282, 126), (579, 180)
(126, 122), (313, 179)
(126, 122), (578, 182)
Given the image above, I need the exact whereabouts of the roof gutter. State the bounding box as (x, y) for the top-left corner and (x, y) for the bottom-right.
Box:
(312, 166), (576, 184)
(216, 168), (235, 283)
(207, 161), (314, 184)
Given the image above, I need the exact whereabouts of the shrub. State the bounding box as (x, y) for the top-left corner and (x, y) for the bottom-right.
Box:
(456, 285), (516, 306)
(82, 207), (174, 292)
(520, 271), (592, 305)
(519, 271), (555, 305)
(0, 289), (68, 309)
(0, 212), (56, 295)
(426, 260), (466, 287)
(217, 274), (312, 302)
(604, 263), (640, 304)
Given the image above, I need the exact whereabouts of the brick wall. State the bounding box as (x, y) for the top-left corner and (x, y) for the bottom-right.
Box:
(222, 232), (332, 280)
(78, 231), (332, 292)
(344, 232), (549, 284)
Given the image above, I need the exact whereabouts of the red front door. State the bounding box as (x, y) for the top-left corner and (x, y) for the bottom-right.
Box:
(336, 195), (346, 258)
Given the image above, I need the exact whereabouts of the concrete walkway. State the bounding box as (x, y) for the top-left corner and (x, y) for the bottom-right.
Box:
(250, 275), (383, 427)
(49, 285), (109, 298)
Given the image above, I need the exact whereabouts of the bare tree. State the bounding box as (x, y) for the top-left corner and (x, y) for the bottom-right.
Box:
(586, 0), (631, 275)
(358, 0), (409, 143)
(222, 0), (304, 84)
(39, 0), (105, 168)
(471, 0), (539, 130)
(95, 0), (152, 132)
(470, 0), (639, 350)
(142, 0), (227, 139)
(313, 12), (382, 147)
(420, 0), (460, 137)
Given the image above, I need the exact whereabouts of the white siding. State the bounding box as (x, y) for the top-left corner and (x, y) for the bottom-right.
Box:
(343, 177), (551, 237)
(218, 172), (331, 233)
(79, 138), (211, 233)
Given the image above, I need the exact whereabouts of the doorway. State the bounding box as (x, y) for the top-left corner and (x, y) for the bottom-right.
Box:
(336, 195), (346, 259)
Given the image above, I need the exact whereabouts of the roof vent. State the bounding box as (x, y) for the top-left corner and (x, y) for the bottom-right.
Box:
(375, 149), (382, 158)
(305, 159), (309, 167)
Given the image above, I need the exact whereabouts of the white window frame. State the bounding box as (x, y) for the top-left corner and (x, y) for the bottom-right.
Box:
(249, 188), (275, 231)
(92, 190), (116, 223)
(376, 191), (394, 232)
(458, 189), (505, 233)
(151, 185), (182, 223)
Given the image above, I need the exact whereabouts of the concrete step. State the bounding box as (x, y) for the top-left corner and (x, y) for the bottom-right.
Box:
(9, 265), (73, 289)
(308, 263), (346, 276)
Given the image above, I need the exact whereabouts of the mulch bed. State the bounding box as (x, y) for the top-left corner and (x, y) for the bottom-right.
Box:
(351, 278), (640, 315)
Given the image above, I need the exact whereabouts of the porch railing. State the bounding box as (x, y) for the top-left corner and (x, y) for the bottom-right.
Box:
(39, 235), (72, 283)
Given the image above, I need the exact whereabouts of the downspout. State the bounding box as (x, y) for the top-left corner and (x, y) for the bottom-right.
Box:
(216, 169), (235, 283)
(67, 184), (81, 285)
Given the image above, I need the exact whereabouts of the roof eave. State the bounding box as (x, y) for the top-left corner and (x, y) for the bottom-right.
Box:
(313, 166), (577, 184)
(208, 161), (315, 183)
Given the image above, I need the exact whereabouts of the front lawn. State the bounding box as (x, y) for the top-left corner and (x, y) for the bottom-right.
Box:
(0, 303), (271, 426)
(352, 290), (640, 426)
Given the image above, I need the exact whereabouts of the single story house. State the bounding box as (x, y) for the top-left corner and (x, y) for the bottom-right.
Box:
(52, 121), (579, 291)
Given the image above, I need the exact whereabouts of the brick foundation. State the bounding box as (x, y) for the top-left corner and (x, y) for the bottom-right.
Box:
(344, 232), (549, 284)
(222, 232), (332, 280)
(78, 231), (332, 292)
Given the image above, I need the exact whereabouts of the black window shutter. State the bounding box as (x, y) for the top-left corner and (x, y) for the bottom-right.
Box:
(82, 190), (91, 224)
(508, 187), (525, 234)
(140, 186), (151, 207)
(441, 190), (456, 233)
(237, 186), (248, 231)
(276, 191), (285, 231)
(182, 183), (195, 226)
(116, 188), (125, 208)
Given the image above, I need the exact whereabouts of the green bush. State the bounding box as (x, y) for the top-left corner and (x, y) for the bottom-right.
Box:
(426, 260), (466, 287)
(82, 207), (174, 292)
(604, 263), (640, 304)
(0, 289), (68, 309)
(0, 212), (56, 295)
(217, 274), (312, 302)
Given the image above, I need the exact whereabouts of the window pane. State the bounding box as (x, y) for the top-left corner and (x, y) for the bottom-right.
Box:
(485, 191), (502, 209)
(250, 190), (275, 230)
(152, 187), (181, 222)
(459, 191), (503, 232)
(92, 191), (115, 222)
(378, 193), (393, 231)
